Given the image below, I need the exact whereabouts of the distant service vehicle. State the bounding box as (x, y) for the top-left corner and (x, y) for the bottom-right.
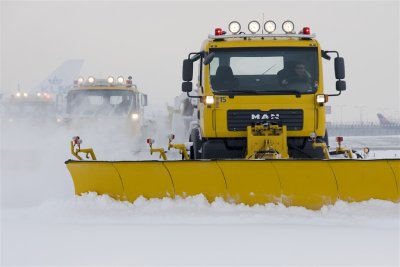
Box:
(2, 91), (57, 124)
(60, 76), (148, 133)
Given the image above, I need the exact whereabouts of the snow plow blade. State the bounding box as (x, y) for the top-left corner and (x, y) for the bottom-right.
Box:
(66, 159), (400, 210)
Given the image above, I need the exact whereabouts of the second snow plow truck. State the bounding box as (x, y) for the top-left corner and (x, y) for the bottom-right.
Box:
(66, 21), (399, 209)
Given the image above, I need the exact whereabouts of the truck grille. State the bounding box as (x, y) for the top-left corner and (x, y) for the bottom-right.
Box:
(227, 109), (304, 131)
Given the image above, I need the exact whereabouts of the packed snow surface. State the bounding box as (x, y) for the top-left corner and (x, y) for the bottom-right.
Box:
(1, 115), (400, 266)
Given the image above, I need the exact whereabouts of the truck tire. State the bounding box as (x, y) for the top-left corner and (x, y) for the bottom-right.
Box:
(190, 127), (202, 159)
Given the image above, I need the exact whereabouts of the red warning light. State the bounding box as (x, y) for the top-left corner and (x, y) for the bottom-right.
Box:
(215, 28), (224, 36)
(336, 136), (344, 143)
(302, 27), (311, 35)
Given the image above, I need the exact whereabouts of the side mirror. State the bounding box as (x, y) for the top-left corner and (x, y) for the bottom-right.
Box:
(336, 80), (346, 91)
(142, 94), (148, 106)
(321, 50), (331, 60)
(334, 57), (345, 80)
(182, 59), (193, 82)
(203, 52), (215, 65)
(182, 81), (192, 93)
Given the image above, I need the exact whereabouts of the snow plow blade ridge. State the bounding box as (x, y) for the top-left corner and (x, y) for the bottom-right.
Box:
(65, 159), (400, 209)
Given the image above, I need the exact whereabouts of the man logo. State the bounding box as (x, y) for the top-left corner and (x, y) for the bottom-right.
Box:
(251, 113), (280, 120)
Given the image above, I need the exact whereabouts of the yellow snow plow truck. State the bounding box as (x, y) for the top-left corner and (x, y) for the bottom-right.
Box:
(60, 76), (148, 133)
(66, 21), (399, 209)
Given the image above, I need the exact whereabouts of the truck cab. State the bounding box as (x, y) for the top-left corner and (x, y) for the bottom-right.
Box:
(182, 20), (346, 159)
(62, 76), (147, 133)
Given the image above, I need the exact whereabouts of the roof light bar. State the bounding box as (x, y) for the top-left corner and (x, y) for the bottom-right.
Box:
(107, 76), (114, 84)
(282, 20), (295, 33)
(228, 21), (241, 34)
(87, 76), (95, 83)
(248, 20), (260, 33)
(264, 20), (276, 33)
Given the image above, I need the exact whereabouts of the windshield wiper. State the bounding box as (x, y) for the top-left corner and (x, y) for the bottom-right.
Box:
(215, 90), (302, 98)
(262, 64), (277, 75)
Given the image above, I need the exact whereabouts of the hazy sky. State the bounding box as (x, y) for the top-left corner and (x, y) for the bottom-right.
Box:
(1, 0), (399, 122)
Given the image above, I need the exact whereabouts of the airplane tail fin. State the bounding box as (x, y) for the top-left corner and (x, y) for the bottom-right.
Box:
(34, 59), (84, 93)
(377, 113), (392, 125)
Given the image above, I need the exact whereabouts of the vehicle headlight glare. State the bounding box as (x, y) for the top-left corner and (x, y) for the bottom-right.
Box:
(316, 94), (328, 103)
(131, 113), (139, 120)
(248, 20), (260, 33)
(205, 96), (214, 105)
(16, 92), (21, 97)
(264, 20), (276, 33)
(77, 77), (84, 84)
(107, 76), (114, 84)
(88, 76), (95, 83)
(23, 93), (28, 97)
(282, 20), (295, 33)
(117, 76), (124, 83)
(228, 21), (241, 34)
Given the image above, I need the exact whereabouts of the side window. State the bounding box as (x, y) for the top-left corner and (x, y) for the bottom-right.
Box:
(209, 57), (220, 75)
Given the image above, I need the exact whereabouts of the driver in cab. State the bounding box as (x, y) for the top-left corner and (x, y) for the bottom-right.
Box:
(278, 62), (311, 86)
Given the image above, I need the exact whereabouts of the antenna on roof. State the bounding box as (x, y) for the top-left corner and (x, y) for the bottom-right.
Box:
(262, 13), (265, 34)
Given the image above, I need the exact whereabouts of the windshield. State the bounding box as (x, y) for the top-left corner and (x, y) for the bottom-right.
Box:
(67, 90), (135, 116)
(209, 47), (319, 95)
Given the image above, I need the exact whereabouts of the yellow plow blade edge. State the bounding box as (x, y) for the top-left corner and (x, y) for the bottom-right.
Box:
(65, 159), (400, 210)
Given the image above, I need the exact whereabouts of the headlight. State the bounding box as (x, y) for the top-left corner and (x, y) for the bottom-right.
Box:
(107, 76), (114, 84)
(205, 96), (214, 104)
(56, 118), (62, 123)
(248, 21), (260, 33)
(264, 20), (276, 33)
(15, 92), (21, 97)
(131, 113), (139, 120)
(87, 76), (95, 83)
(23, 93), (28, 97)
(36, 92), (42, 97)
(77, 77), (84, 84)
(117, 76), (124, 83)
(316, 94), (328, 103)
(282, 20), (295, 33)
(228, 21), (241, 34)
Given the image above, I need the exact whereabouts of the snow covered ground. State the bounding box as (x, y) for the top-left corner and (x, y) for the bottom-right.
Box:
(1, 116), (400, 266)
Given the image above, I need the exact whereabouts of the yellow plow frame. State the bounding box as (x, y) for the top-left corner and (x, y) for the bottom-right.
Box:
(66, 159), (400, 210)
